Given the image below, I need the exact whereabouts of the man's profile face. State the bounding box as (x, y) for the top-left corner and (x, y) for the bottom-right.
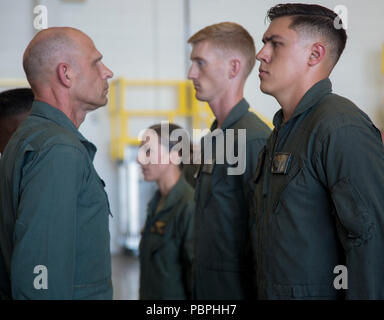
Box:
(188, 41), (230, 104)
(256, 16), (310, 98)
(71, 34), (113, 111)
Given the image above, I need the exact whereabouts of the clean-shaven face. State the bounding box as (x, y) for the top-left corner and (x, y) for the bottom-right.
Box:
(256, 16), (310, 98)
(188, 41), (230, 103)
(72, 34), (114, 110)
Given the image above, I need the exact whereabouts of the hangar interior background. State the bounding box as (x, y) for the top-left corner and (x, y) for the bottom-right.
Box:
(1, 0), (383, 299)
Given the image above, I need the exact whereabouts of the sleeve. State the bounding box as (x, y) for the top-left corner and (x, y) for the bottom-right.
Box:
(319, 124), (384, 299)
(11, 144), (85, 300)
(179, 201), (195, 299)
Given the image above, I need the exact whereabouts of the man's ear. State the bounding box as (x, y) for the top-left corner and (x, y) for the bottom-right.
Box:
(57, 63), (72, 88)
(308, 42), (326, 67)
(228, 58), (241, 79)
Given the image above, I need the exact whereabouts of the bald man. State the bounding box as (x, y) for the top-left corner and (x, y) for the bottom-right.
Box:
(0, 27), (113, 300)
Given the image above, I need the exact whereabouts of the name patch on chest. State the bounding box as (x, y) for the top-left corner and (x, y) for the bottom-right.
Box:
(271, 152), (292, 175)
(151, 221), (167, 235)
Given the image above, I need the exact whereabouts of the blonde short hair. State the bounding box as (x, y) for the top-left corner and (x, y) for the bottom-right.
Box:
(188, 22), (256, 78)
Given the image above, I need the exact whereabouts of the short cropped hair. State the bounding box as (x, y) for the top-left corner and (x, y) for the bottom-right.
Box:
(188, 22), (256, 78)
(0, 88), (34, 118)
(267, 3), (347, 65)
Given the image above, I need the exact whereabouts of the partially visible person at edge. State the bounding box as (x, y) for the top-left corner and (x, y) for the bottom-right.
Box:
(251, 3), (384, 299)
(0, 27), (114, 299)
(188, 22), (271, 299)
(0, 88), (34, 156)
(137, 123), (194, 299)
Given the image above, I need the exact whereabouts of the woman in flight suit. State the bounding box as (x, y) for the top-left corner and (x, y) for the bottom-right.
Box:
(137, 123), (194, 300)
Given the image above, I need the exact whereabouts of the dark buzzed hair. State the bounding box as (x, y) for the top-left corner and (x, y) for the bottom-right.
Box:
(267, 3), (347, 65)
(0, 88), (34, 118)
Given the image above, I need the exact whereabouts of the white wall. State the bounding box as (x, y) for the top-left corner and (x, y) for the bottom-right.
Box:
(190, 0), (384, 124)
(1, 0), (384, 253)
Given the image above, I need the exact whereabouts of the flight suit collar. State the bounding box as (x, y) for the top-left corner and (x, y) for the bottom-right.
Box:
(211, 98), (249, 131)
(148, 175), (189, 217)
(273, 78), (333, 129)
(30, 100), (97, 160)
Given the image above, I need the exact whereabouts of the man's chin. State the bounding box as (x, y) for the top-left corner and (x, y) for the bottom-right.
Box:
(101, 98), (108, 106)
(86, 99), (108, 112)
(95, 97), (109, 108)
(259, 84), (274, 97)
(194, 93), (208, 103)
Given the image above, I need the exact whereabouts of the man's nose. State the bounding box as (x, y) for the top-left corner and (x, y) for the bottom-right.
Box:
(256, 45), (269, 63)
(187, 64), (197, 80)
(102, 63), (113, 79)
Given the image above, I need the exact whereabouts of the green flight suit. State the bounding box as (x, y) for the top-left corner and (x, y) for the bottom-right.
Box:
(194, 98), (271, 299)
(139, 175), (194, 299)
(0, 101), (113, 300)
(251, 78), (384, 299)
(182, 164), (200, 189)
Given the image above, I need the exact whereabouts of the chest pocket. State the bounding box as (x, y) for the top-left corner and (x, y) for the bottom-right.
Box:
(251, 146), (267, 218)
(151, 220), (167, 235)
(140, 220), (168, 255)
(99, 178), (113, 217)
(150, 226), (179, 257)
(196, 160), (244, 209)
(79, 167), (112, 219)
(194, 159), (215, 208)
(269, 152), (303, 213)
(142, 210), (178, 256)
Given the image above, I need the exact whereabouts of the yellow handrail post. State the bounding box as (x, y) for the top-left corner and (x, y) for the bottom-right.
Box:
(108, 80), (117, 159)
(107, 78), (272, 161)
(118, 77), (126, 160)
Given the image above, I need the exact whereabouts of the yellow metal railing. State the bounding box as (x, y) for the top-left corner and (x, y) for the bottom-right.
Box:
(108, 78), (214, 160)
(109, 77), (274, 161)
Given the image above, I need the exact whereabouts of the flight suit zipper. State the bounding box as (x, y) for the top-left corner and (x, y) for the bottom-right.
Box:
(256, 127), (281, 288)
(263, 127), (280, 217)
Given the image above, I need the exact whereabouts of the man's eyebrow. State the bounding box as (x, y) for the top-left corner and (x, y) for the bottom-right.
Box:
(190, 55), (205, 61)
(93, 55), (103, 63)
(262, 35), (284, 43)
